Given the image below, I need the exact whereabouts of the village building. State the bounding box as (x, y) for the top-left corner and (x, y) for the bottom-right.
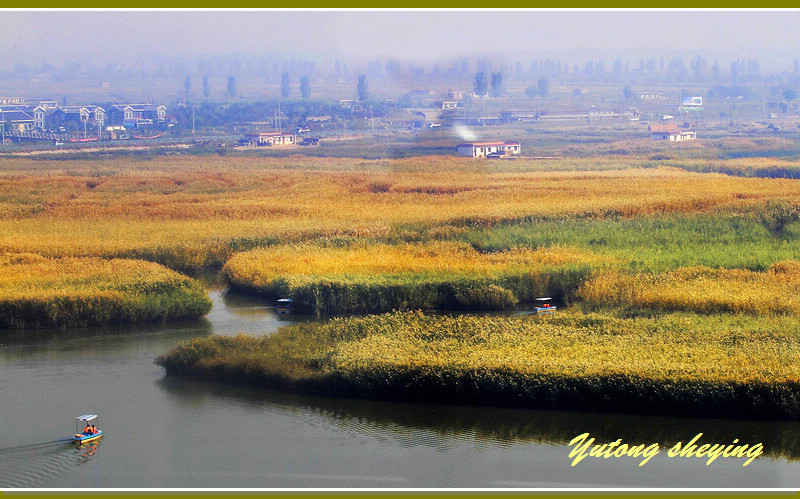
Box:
(31, 100), (59, 128)
(635, 90), (671, 100)
(3, 100), (79, 133)
(434, 101), (460, 110)
(402, 89), (436, 107)
(457, 141), (521, 158)
(106, 104), (166, 128)
(447, 90), (471, 100)
(36, 105), (105, 132)
(649, 124), (696, 141)
(386, 111), (427, 129)
(33, 106), (54, 130)
(306, 115), (331, 123)
(0, 108), (36, 132)
(500, 110), (539, 123)
(28, 102), (163, 132)
(241, 132), (296, 147)
(448, 115), (501, 126)
(0, 97), (27, 106)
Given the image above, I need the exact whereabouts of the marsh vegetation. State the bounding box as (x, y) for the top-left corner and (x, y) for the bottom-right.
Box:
(6, 149), (800, 418)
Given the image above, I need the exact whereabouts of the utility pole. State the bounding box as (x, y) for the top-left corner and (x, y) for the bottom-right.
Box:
(192, 104), (196, 138)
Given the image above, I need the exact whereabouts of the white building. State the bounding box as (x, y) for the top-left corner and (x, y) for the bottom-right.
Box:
(242, 132), (296, 146)
(457, 141), (521, 158)
(650, 128), (696, 141)
(436, 101), (460, 110)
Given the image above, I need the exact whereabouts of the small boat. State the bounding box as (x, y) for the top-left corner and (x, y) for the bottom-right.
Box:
(73, 414), (103, 444)
(276, 298), (293, 314)
(535, 297), (557, 316)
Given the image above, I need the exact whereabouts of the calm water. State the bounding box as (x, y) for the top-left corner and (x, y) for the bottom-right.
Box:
(2, 289), (800, 488)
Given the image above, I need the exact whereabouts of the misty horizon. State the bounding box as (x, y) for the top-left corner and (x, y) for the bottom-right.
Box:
(2, 10), (800, 72)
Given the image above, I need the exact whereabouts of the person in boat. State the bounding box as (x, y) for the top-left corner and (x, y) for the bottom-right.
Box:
(91, 425), (98, 434)
(83, 425), (92, 434)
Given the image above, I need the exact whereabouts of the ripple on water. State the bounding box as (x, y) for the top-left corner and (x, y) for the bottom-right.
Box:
(0, 440), (101, 488)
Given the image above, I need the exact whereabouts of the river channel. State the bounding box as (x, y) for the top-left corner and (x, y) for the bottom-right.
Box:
(1, 287), (800, 488)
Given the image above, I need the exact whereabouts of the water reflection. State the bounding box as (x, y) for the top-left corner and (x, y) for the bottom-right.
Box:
(0, 318), (213, 358)
(220, 288), (272, 311)
(0, 440), (102, 488)
(0, 318), (211, 345)
(202, 289), (310, 338)
(160, 288), (800, 466)
(156, 374), (800, 463)
(3, 281), (800, 487)
(0, 288), (299, 356)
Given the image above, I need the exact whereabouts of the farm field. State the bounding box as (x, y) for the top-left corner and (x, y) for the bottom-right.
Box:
(5, 149), (800, 418)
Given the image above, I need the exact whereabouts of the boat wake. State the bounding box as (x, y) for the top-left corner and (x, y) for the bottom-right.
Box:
(0, 440), (100, 487)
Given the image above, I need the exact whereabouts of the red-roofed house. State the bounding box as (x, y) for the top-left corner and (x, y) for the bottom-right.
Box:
(457, 141), (521, 158)
(649, 124), (696, 141)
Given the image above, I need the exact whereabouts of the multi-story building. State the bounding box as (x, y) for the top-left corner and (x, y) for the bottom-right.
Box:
(106, 104), (167, 128)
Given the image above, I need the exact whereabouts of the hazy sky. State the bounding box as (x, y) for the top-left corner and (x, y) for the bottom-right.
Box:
(3, 10), (800, 69)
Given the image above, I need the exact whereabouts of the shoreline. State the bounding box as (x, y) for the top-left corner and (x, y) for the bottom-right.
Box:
(159, 360), (800, 422)
(156, 310), (800, 422)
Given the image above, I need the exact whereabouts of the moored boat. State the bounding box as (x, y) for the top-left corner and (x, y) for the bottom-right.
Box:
(534, 297), (557, 316)
(276, 298), (293, 314)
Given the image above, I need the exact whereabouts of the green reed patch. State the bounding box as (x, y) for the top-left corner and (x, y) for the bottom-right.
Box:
(221, 242), (600, 315)
(0, 252), (212, 328)
(454, 213), (800, 273)
(156, 310), (800, 420)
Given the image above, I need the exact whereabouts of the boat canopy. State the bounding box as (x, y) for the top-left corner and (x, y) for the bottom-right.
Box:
(535, 297), (552, 301)
(76, 414), (98, 422)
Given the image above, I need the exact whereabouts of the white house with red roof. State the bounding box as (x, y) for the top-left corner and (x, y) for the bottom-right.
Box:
(457, 141), (521, 158)
(649, 124), (696, 141)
